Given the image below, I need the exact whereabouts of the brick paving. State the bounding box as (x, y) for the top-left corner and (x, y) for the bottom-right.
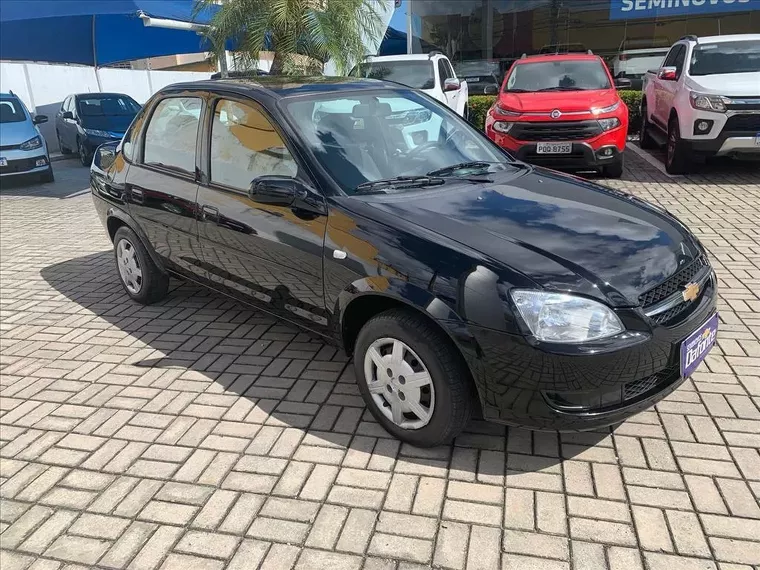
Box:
(1, 154), (759, 570)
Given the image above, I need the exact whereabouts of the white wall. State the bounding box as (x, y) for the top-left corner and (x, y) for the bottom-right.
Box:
(0, 62), (211, 152)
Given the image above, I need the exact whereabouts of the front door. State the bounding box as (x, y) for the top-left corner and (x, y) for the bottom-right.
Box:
(196, 97), (329, 334)
(125, 95), (205, 279)
(439, 59), (461, 112)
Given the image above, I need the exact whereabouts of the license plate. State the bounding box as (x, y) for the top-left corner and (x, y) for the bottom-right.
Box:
(755, 132), (760, 146)
(680, 313), (718, 377)
(465, 77), (481, 82)
(536, 142), (572, 154)
(0, 157), (7, 167)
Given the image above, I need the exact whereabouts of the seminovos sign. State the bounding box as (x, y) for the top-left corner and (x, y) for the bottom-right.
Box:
(609, 0), (759, 20)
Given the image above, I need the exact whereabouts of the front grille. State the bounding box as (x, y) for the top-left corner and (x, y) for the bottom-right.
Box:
(0, 143), (21, 151)
(639, 255), (708, 308)
(624, 374), (661, 400)
(725, 97), (760, 111)
(510, 120), (602, 141)
(723, 114), (760, 133)
(0, 157), (45, 174)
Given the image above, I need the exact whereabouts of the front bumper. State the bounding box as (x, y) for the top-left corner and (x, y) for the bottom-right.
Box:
(467, 271), (718, 430)
(0, 154), (51, 177)
(683, 132), (760, 157)
(83, 135), (123, 154)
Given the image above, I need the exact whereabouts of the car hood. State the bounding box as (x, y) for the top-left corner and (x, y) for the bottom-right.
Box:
(0, 120), (38, 145)
(687, 72), (760, 96)
(360, 167), (700, 307)
(498, 89), (618, 113)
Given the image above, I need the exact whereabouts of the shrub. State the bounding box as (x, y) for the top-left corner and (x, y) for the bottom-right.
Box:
(468, 95), (496, 131)
(468, 90), (643, 135)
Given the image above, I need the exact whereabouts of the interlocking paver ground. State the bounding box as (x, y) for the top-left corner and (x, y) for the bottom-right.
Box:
(1, 154), (759, 570)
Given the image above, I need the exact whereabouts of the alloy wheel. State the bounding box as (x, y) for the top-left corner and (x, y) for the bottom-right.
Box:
(363, 337), (435, 429)
(667, 126), (676, 166)
(79, 141), (88, 166)
(116, 238), (143, 294)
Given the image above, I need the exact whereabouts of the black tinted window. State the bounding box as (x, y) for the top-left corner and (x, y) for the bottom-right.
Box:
(211, 99), (297, 191)
(662, 45), (682, 68)
(438, 60), (450, 82)
(143, 97), (201, 174)
(673, 46), (686, 77)
(78, 95), (140, 117)
(690, 40), (760, 75)
(353, 61), (435, 90)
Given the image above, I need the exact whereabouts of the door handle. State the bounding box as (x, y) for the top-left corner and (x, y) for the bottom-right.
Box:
(201, 205), (219, 221)
(129, 186), (144, 204)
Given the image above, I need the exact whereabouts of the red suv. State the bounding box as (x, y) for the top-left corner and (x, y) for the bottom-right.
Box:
(485, 53), (629, 178)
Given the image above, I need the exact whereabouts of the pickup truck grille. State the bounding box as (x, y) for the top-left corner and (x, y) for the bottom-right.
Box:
(723, 114), (760, 133)
(510, 120), (602, 141)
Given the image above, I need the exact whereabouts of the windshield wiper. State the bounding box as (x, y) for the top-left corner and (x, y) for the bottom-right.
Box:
(505, 88), (531, 93)
(354, 175), (445, 194)
(535, 86), (584, 92)
(427, 161), (496, 177)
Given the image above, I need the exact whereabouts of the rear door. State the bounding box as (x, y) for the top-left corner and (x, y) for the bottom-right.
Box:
(196, 95), (329, 333)
(125, 93), (206, 280)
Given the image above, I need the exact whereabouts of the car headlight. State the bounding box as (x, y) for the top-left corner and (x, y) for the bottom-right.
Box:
(19, 135), (42, 151)
(689, 92), (726, 113)
(591, 101), (620, 116)
(598, 117), (621, 131)
(493, 121), (516, 134)
(84, 129), (111, 137)
(493, 103), (521, 117)
(511, 290), (624, 343)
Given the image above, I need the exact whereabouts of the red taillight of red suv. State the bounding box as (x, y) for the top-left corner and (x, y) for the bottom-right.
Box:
(484, 54), (629, 178)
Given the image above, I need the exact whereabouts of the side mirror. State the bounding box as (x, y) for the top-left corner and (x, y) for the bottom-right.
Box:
(62, 111), (74, 120)
(95, 144), (117, 171)
(33, 114), (48, 125)
(658, 67), (678, 81)
(614, 77), (632, 89)
(249, 175), (306, 206)
(484, 84), (498, 95)
(444, 78), (461, 92)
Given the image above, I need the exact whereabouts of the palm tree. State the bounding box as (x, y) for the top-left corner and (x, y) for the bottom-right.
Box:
(195, 0), (383, 76)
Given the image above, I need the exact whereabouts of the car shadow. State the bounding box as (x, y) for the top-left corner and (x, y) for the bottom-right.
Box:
(40, 251), (611, 479)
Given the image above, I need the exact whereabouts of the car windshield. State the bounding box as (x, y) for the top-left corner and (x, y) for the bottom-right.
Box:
(505, 60), (611, 92)
(455, 61), (500, 78)
(283, 89), (511, 195)
(0, 98), (26, 123)
(689, 40), (760, 75)
(78, 95), (141, 116)
(352, 61), (435, 90)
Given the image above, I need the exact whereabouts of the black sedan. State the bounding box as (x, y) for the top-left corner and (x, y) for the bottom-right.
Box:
(55, 92), (141, 166)
(90, 76), (718, 447)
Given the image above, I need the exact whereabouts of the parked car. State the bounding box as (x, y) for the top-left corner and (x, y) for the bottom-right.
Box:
(610, 46), (669, 91)
(91, 76), (717, 446)
(0, 91), (54, 183)
(485, 53), (630, 177)
(55, 92), (141, 167)
(454, 59), (501, 95)
(350, 53), (469, 118)
(641, 34), (760, 174)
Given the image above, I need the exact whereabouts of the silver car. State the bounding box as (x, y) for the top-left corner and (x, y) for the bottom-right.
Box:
(0, 92), (54, 183)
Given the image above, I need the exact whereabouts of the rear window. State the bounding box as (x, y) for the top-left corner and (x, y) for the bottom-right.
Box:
(690, 40), (760, 76)
(0, 98), (27, 123)
(505, 59), (611, 92)
(353, 61), (435, 90)
(78, 95), (141, 116)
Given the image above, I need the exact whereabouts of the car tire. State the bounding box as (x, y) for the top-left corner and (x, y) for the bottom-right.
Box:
(639, 103), (656, 150)
(354, 308), (473, 447)
(78, 138), (91, 167)
(57, 132), (72, 155)
(666, 117), (690, 175)
(40, 167), (54, 183)
(113, 226), (169, 305)
(603, 157), (624, 179)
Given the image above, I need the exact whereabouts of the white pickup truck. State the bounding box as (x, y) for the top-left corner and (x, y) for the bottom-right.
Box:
(640, 34), (760, 174)
(351, 53), (469, 118)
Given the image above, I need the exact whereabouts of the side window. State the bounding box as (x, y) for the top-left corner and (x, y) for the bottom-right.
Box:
(444, 60), (456, 80)
(662, 44), (682, 68)
(143, 97), (201, 174)
(210, 99), (297, 191)
(61, 97), (69, 113)
(437, 60), (450, 85)
(673, 46), (687, 78)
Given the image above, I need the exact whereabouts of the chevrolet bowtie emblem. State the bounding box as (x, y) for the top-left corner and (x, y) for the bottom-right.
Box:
(682, 282), (700, 302)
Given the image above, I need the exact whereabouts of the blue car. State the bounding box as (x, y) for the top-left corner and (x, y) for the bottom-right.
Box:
(55, 93), (141, 166)
(0, 92), (53, 183)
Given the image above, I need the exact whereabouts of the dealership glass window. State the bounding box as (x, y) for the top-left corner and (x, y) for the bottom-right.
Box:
(143, 97), (201, 175)
(210, 99), (297, 191)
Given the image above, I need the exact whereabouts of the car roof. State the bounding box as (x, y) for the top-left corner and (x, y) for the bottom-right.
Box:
(693, 33), (760, 43)
(517, 53), (599, 63)
(365, 54), (437, 62)
(164, 76), (401, 99)
(0, 92), (20, 99)
(73, 93), (131, 98)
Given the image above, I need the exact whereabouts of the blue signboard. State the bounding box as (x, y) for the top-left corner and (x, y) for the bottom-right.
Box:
(610, 0), (760, 20)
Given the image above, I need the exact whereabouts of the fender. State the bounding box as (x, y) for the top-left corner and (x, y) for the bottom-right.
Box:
(333, 276), (488, 406)
(103, 205), (169, 277)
